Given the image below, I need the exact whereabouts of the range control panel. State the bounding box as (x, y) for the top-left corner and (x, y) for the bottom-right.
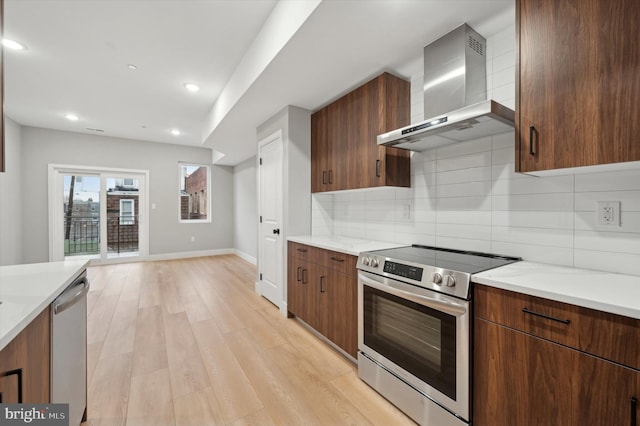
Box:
(383, 261), (423, 281)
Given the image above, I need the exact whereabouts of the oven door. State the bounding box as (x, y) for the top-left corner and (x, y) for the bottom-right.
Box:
(358, 270), (471, 421)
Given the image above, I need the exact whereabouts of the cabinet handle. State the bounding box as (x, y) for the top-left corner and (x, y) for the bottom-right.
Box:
(632, 397), (637, 426)
(296, 248), (308, 253)
(296, 266), (302, 282)
(301, 269), (308, 284)
(320, 276), (326, 293)
(522, 307), (570, 324)
(322, 171), (327, 184)
(529, 125), (535, 155)
(328, 170), (333, 184)
(3, 368), (23, 403)
(375, 160), (381, 177)
(330, 257), (344, 263)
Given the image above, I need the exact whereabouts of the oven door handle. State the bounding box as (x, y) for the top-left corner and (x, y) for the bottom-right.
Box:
(359, 272), (468, 316)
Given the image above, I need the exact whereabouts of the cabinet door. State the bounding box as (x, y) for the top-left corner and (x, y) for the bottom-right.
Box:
(0, 306), (51, 403)
(329, 269), (357, 358)
(353, 74), (411, 189)
(327, 100), (346, 191)
(474, 318), (640, 426)
(311, 108), (330, 192)
(287, 256), (317, 327)
(517, 0), (640, 172)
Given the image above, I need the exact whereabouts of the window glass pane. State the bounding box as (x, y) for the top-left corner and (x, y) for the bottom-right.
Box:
(179, 163), (210, 222)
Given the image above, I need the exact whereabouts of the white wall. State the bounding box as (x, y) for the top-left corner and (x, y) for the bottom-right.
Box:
(233, 156), (258, 263)
(312, 24), (640, 277)
(0, 118), (24, 265)
(20, 127), (233, 263)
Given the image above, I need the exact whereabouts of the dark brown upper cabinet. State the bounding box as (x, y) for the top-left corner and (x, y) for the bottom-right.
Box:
(516, 0), (640, 173)
(311, 72), (411, 192)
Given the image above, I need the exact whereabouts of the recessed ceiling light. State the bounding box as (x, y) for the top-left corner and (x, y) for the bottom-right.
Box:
(171, 129), (181, 136)
(2, 38), (26, 50)
(184, 83), (200, 93)
(65, 113), (79, 121)
(127, 64), (137, 70)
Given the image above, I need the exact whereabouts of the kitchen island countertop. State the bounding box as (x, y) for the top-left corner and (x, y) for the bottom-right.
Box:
(0, 260), (89, 351)
(473, 261), (640, 320)
(287, 235), (404, 256)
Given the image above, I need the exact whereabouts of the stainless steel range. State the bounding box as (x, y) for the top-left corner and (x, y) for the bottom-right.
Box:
(357, 245), (520, 426)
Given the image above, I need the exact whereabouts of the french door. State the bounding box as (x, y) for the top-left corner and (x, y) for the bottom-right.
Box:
(48, 165), (149, 263)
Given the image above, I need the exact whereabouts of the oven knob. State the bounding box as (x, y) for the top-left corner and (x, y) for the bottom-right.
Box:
(444, 275), (456, 287)
(362, 257), (370, 266)
(370, 257), (379, 267)
(431, 273), (443, 285)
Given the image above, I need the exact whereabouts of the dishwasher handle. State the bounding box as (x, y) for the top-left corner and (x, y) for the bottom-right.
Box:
(53, 276), (89, 315)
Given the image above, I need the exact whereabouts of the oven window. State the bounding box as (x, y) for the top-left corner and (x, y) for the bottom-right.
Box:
(363, 285), (457, 400)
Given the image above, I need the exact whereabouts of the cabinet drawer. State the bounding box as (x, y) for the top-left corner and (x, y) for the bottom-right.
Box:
(475, 284), (640, 370)
(289, 242), (318, 262)
(321, 250), (357, 276)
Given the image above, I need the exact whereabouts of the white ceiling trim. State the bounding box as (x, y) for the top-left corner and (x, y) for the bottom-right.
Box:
(201, 0), (321, 150)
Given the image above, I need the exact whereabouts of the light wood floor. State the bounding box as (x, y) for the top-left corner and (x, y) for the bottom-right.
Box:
(83, 255), (416, 426)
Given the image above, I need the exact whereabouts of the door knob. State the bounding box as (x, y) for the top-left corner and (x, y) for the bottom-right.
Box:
(272, 228), (280, 235)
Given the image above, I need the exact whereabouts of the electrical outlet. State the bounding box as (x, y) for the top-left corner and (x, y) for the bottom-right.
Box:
(190, 236), (196, 242)
(597, 201), (621, 226)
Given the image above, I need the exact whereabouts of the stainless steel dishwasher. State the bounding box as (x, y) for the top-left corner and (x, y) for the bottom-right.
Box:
(51, 270), (89, 426)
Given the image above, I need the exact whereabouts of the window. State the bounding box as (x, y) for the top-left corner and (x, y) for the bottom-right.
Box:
(123, 178), (134, 187)
(119, 199), (135, 225)
(179, 163), (211, 222)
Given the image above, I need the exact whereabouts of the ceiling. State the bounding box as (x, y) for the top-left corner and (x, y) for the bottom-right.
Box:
(4, 0), (515, 166)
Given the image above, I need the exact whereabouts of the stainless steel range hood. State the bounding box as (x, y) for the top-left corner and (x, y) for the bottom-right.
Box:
(378, 24), (514, 151)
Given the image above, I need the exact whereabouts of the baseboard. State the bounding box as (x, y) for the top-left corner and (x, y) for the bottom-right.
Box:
(233, 249), (257, 265)
(147, 248), (234, 261)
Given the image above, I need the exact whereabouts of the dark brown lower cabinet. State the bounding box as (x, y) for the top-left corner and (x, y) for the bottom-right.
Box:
(0, 306), (51, 403)
(287, 242), (358, 358)
(474, 317), (640, 426)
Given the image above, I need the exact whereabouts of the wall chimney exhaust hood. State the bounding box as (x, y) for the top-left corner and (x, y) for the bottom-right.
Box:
(378, 24), (514, 151)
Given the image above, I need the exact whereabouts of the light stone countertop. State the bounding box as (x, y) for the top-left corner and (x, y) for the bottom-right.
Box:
(287, 235), (405, 256)
(472, 261), (640, 320)
(0, 259), (89, 351)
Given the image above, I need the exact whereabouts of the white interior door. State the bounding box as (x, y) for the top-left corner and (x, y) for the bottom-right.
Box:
(258, 133), (283, 308)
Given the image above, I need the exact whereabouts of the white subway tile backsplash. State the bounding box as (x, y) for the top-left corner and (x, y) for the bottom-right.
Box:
(310, 23), (639, 277)
(491, 65), (516, 88)
(574, 250), (640, 277)
(437, 196), (492, 211)
(437, 223), (492, 241)
(575, 211), (640, 234)
(575, 230), (640, 255)
(493, 50), (516, 73)
(491, 241), (574, 267)
(437, 151), (492, 172)
(492, 193), (574, 211)
(492, 175), (574, 195)
(436, 181), (493, 198)
(574, 191), (640, 212)
(438, 166), (492, 185)
(492, 210), (574, 230)
(492, 132), (515, 150)
(437, 210), (492, 226)
(492, 163), (528, 181)
(436, 137), (492, 159)
(492, 225), (573, 248)
(436, 236), (492, 253)
(492, 83), (516, 106)
(491, 147), (514, 166)
(575, 169), (640, 192)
